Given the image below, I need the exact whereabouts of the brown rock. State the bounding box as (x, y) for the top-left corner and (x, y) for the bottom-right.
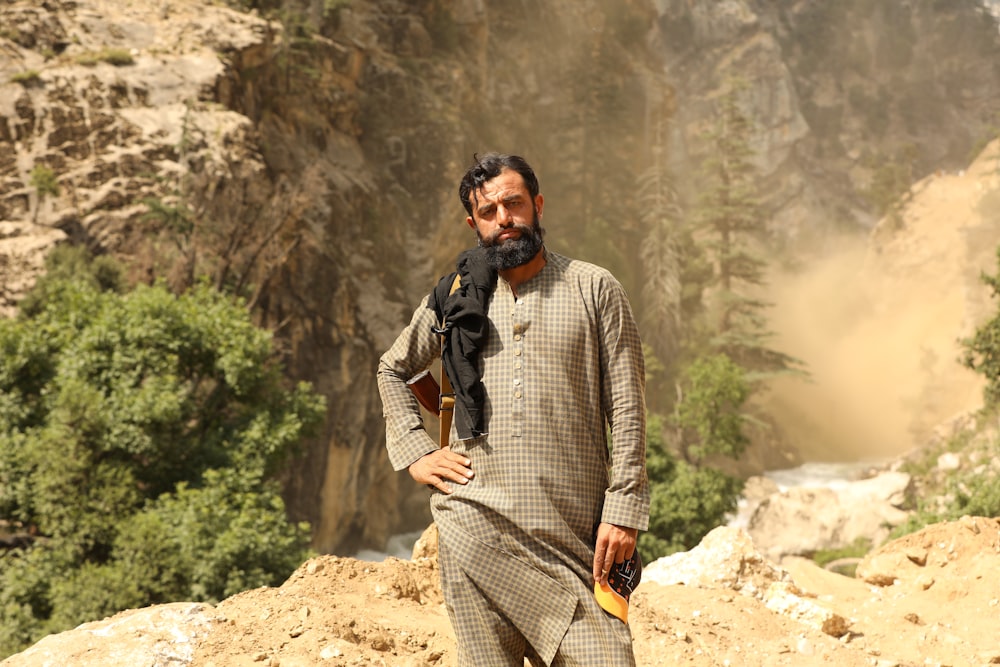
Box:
(5, 519), (1000, 667)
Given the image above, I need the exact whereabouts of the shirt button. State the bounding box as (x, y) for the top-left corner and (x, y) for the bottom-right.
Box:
(514, 391), (522, 399)
(513, 378), (521, 386)
(514, 334), (522, 341)
(514, 362), (522, 370)
(514, 349), (522, 356)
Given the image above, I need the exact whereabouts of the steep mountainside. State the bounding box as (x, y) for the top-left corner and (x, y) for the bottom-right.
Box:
(2, 0), (1000, 554)
(762, 139), (1000, 462)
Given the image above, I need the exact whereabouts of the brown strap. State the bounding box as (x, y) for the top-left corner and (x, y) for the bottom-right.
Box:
(437, 274), (462, 448)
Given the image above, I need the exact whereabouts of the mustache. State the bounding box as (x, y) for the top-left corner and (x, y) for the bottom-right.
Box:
(486, 223), (535, 245)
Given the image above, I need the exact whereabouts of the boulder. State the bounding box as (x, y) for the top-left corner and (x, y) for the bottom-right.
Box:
(0, 603), (218, 667)
(747, 472), (912, 559)
(643, 526), (851, 637)
(856, 515), (1000, 588)
(644, 525), (791, 597)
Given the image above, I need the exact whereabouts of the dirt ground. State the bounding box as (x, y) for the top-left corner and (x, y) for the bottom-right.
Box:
(191, 517), (1000, 667)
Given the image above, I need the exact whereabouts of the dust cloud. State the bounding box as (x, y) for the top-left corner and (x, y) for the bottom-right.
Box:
(762, 234), (986, 463)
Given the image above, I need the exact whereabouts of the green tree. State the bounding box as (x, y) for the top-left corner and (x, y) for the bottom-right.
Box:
(860, 146), (917, 223)
(674, 353), (750, 464)
(638, 156), (684, 399)
(636, 84), (775, 563)
(961, 245), (1000, 406)
(29, 165), (60, 223)
(637, 355), (749, 563)
(638, 412), (743, 562)
(690, 79), (799, 376)
(0, 247), (325, 658)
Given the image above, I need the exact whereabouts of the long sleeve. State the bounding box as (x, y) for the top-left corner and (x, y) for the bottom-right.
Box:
(376, 297), (443, 471)
(597, 277), (650, 530)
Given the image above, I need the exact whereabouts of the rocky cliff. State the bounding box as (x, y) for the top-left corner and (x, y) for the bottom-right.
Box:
(2, 0), (1000, 555)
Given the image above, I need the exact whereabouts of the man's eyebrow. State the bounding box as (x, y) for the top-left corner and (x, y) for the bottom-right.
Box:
(475, 190), (523, 215)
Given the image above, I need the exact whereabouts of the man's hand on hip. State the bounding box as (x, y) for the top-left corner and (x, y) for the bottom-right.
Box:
(408, 446), (474, 494)
(593, 522), (638, 586)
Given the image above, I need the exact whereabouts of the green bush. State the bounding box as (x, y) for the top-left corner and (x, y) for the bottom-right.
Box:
(638, 412), (744, 563)
(9, 70), (41, 86)
(890, 464), (1000, 541)
(812, 537), (872, 577)
(637, 354), (751, 563)
(75, 48), (134, 67)
(0, 247), (325, 658)
(962, 247), (1000, 406)
(675, 353), (750, 463)
(28, 165), (59, 198)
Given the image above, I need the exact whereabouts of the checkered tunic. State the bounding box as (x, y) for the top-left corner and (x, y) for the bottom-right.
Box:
(378, 252), (649, 665)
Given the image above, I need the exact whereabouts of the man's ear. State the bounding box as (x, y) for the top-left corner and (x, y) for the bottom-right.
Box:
(465, 215), (476, 230)
(535, 193), (544, 218)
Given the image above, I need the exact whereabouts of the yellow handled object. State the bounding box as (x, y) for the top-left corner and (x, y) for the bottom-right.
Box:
(594, 550), (642, 624)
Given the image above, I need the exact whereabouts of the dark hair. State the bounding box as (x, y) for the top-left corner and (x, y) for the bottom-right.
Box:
(458, 153), (540, 216)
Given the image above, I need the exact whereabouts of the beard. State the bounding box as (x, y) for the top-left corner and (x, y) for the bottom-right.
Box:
(478, 212), (545, 271)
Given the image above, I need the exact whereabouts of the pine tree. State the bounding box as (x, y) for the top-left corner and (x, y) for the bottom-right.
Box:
(691, 78), (800, 377)
(638, 146), (683, 377)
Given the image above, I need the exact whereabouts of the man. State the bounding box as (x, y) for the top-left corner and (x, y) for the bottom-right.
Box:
(377, 153), (649, 666)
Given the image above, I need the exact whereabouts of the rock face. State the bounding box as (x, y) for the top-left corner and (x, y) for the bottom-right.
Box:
(3, 0), (1000, 556)
(0, 0), (412, 554)
(863, 139), (1000, 442)
(764, 139), (1000, 462)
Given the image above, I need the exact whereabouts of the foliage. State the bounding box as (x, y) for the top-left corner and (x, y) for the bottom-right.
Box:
(543, 23), (649, 293)
(961, 246), (1000, 406)
(890, 466), (1000, 540)
(674, 353), (750, 464)
(75, 48), (134, 67)
(9, 70), (41, 86)
(142, 196), (195, 239)
(639, 413), (744, 562)
(860, 146), (917, 218)
(694, 80), (767, 294)
(28, 165), (60, 224)
(636, 83), (776, 562)
(811, 537), (872, 577)
(890, 407), (1000, 540)
(637, 158), (684, 402)
(687, 79), (802, 377)
(0, 247), (325, 658)
(16, 245), (122, 317)
(28, 165), (59, 199)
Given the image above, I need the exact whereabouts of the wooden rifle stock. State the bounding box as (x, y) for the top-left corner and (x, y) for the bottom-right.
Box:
(407, 272), (461, 448)
(407, 368), (455, 448)
(406, 370), (441, 416)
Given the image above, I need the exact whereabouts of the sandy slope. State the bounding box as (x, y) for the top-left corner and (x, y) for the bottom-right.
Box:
(182, 518), (1000, 667)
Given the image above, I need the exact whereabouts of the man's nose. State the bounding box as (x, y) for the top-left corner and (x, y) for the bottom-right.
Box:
(497, 205), (513, 226)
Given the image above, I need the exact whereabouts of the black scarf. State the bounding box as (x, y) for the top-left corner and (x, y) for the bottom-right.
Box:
(427, 248), (497, 440)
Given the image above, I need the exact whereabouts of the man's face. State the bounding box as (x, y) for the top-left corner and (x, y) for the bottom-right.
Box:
(466, 168), (545, 270)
